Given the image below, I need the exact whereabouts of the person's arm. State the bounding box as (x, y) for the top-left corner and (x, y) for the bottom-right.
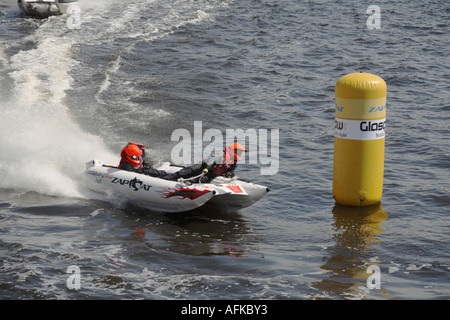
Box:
(142, 167), (168, 178)
(118, 162), (135, 171)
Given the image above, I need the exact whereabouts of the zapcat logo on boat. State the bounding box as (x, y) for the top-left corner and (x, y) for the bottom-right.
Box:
(111, 177), (152, 191)
(170, 121), (279, 175)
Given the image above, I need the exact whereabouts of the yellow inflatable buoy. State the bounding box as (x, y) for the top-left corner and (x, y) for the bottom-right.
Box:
(333, 72), (387, 206)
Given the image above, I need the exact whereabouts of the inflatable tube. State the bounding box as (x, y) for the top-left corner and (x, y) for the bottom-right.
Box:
(84, 160), (270, 213)
(17, 0), (78, 17)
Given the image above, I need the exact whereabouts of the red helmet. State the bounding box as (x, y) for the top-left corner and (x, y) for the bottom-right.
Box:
(225, 143), (247, 161)
(121, 144), (143, 168)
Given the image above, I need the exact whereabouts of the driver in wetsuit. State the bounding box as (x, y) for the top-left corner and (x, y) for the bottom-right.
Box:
(118, 143), (178, 180)
(168, 143), (247, 182)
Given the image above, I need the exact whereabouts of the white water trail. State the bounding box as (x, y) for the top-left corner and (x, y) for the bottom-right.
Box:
(0, 0), (225, 198)
(0, 24), (116, 198)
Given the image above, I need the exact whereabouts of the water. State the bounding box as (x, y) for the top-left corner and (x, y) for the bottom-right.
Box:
(0, 0), (449, 301)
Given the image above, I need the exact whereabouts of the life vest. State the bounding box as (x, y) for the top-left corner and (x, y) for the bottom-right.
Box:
(209, 150), (237, 176)
(210, 162), (231, 176)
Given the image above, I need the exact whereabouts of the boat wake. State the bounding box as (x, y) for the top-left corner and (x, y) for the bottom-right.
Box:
(0, 20), (115, 198)
(0, 0), (232, 200)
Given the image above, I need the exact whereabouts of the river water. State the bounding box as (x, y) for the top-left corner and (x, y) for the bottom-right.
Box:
(0, 0), (449, 301)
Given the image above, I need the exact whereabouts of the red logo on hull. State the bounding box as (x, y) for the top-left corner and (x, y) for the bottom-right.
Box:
(157, 187), (211, 200)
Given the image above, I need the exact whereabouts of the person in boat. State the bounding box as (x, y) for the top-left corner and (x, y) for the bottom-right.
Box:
(172, 143), (247, 182)
(118, 143), (179, 180)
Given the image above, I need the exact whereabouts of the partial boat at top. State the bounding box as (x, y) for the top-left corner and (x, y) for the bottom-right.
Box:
(18, 0), (78, 17)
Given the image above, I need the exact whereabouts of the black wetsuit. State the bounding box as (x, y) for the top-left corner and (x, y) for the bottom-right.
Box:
(118, 161), (179, 180)
(171, 161), (237, 183)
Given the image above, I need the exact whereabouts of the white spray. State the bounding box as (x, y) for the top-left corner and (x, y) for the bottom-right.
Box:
(0, 25), (116, 198)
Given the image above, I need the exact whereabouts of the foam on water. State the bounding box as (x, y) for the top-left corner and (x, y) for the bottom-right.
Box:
(2, 0), (448, 301)
(85, 0), (214, 104)
(0, 0), (220, 199)
(0, 22), (116, 198)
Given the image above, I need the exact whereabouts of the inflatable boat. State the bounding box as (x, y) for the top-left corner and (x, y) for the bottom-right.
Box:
(18, 0), (78, 17)
(84, 159), (270, 213)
